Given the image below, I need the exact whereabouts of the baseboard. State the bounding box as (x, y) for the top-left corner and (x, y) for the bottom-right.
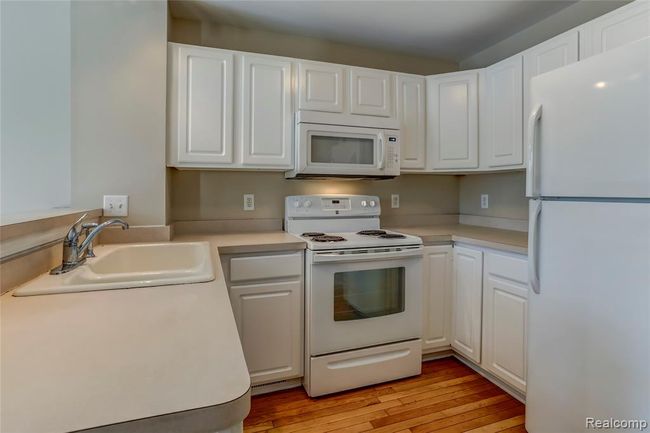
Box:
(459, 215), (528, 232)
(452, 354), (526, 403)
(251, 378), (303, 396)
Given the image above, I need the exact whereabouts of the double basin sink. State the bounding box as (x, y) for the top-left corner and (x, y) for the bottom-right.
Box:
(13, 242), (215, 296)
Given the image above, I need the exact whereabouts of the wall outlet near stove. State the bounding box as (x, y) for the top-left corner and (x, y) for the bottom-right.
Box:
(243, 194), (255, 211)
(481, 194), (489, 209)
(391, 194), (400, 208)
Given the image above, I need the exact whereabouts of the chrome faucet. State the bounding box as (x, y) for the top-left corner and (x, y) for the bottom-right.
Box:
(50, 213), (129, 274)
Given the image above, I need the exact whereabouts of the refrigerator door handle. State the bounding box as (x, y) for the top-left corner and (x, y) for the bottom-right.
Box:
(528, 199), (542, 294)
(526, 104), (543, 198)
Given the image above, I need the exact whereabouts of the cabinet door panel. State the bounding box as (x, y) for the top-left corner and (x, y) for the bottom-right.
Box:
(298, 62), (344, 113)
(483, 55), (523, 168)
(580, 1), (650, 59)
(422, 246), (453, 351)
(350, 68), (393, 117)
(241, 55), (293, 168)
(451, 246), (483, 363)
(482, 252), (528, 392)
(230, 280), (303, 385)
(396, 75), (426, 170)
(427, 71), (479, 169)
(171, 45), (234, 164)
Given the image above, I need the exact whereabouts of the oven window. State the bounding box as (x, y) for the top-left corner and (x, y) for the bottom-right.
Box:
(310, 135), (374, 165)
(333, 267), (405, 321)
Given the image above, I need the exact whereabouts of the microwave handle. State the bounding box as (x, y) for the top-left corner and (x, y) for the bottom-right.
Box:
(377, 132), (385, 169)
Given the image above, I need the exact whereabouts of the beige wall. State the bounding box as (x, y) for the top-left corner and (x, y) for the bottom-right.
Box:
(71, 1), (167, 226)
(170, 171), (459, 224)
(168, 18), (457, 75)
(460, 0), (630, 69)
(458, 172), (528, 221)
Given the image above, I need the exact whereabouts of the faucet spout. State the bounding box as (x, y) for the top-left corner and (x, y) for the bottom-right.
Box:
(79, 219), (129, 255)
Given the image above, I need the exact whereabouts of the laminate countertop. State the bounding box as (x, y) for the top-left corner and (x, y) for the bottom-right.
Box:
(0, 244), (250, 433)
(385, 224), (528, 255)
(173, 231), (306, 254)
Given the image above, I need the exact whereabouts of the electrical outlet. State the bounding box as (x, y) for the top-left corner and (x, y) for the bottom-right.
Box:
(481, 194), (489, 209)
(391, 194), (400, 208)
(243, 194), (255, 211)
(103, 195), (128, 217)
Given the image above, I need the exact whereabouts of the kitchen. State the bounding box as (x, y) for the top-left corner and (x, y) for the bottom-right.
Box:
(1, 1), (648, 432)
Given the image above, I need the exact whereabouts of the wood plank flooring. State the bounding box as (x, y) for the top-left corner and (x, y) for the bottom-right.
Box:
(244, 357), (526, 433)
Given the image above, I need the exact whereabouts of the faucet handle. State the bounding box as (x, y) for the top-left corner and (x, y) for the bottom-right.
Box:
(81, 222), (99, 258)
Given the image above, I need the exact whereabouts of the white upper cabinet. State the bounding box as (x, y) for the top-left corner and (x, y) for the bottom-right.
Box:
(427, 71), (479, 170)
(298, 61), (344, 113)
(349, 68), (393, 117)
(482, 55), (524, 168)
(580, 0), (650, 59)
(422, 245), (453, 352)
(396, 75), (426, 170)
(240, 54), (293, 168)
(451, 245), (483, 363)
(523, 31), (579, 142)
(168, 44), (234, 165)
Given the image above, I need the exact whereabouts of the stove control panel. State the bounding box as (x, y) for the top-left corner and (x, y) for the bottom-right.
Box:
(285, 195), (381, 218)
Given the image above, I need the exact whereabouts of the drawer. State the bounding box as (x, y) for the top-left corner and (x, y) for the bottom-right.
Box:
(230, 252), (302, 282)
(485, 251), (528, 285)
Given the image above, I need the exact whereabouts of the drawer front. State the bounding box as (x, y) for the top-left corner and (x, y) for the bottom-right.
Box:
(230, 252), (302, 282)
(485, 251), (528, 286)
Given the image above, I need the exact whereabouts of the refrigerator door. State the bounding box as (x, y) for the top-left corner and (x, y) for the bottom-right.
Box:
(526, 200), (650, 433)
(528, 37), (649, 199)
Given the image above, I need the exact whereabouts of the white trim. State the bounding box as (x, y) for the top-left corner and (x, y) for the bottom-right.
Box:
(250, 378), (302, 396)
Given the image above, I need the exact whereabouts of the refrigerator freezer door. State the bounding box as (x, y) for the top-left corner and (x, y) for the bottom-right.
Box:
(529, 37), (649, 198)
(526, 200), (650, 433)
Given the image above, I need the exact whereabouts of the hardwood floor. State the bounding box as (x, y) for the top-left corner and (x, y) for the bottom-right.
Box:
(244, 357), (526, 433)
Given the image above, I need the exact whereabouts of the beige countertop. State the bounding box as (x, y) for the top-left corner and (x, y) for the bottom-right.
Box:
(0, 245), (250, 433)
(173, 231), (306, 254)
(385, 224), (528, 255)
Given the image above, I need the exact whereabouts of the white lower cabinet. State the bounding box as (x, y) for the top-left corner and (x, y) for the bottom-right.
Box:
(422, 245), (453, 352)
(481, 251), (528, 393)
(222, 251), (304, 386)
(450, 245), (483, 363)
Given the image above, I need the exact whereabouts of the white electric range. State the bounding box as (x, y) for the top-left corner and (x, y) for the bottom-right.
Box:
(285, 194), (424, 397)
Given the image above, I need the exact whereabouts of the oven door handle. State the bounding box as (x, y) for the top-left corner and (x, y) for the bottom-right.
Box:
(311, 246), (423, 263)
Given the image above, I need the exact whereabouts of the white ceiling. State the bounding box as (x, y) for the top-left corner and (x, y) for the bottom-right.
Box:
(169, 0), (580, 61)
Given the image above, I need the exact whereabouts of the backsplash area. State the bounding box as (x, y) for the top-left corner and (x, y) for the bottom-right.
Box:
(169, 170), (460, 228)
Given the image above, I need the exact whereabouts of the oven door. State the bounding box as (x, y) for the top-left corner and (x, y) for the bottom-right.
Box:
(297, 123), (389, 176)
(307, 246), (423, 356)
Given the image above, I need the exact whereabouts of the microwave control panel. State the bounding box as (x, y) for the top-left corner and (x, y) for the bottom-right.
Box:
(385, 134), (400, 171)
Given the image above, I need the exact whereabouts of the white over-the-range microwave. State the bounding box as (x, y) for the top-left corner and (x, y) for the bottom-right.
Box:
(285, 111), (401, 179)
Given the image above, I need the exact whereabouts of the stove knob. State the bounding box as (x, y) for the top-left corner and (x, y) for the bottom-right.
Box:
(369, 200), (377, 207)
(361, 200), (367, 207)
(293, 201), (301, 208)
(304, 200), (312, 208)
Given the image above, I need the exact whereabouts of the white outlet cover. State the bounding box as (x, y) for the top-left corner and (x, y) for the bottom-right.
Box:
(243, 194), (255, 211)
(391, 194), (400, 208)
(481, 194), (489, 209)
(103, 195), (128, 217)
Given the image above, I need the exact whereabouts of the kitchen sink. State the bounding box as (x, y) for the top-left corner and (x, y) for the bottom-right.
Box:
(13, 242), (215, 296)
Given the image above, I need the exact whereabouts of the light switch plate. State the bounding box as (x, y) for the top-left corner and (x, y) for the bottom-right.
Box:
(243, 194), (255, 211)
(481, 194), (489, 209)
(391, 194), (400, 208)
(103, 195), (128, 217)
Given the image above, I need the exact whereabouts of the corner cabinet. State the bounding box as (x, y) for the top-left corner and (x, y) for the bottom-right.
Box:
(450, 245), (483, 363)
(167, 44), (234, 165)
(396, 74), (427, 170)
(422, 245), (453, 352)
(426, 71), (479, 170)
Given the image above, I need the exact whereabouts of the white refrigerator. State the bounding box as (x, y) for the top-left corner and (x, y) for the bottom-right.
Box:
(526, 38), (650, 432)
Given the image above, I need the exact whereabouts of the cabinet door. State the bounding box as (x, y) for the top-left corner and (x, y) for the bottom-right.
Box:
(427, 71), (479, 170)
(349, 68), (393, 117)
(451, 245), (483, 363)
(482, 252), (528, 392)
(230, 280), (303, 385)
(422, 245), (453, 352)
(240, 55), (293, 168)
(169, 44), (234, 165)
(298, 62), (344, 113)
(396, 75), (426, 170)
(580, 0), (650, 59)
(523, 31), (579, 145)
(483, 55), (524, 168)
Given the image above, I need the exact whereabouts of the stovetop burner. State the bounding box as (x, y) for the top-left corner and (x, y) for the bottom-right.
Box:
(379, 233), (406, 239)
(311, 235), (346, 242)
(357, 230), (387, 236)
(302, 232), (326, 237)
